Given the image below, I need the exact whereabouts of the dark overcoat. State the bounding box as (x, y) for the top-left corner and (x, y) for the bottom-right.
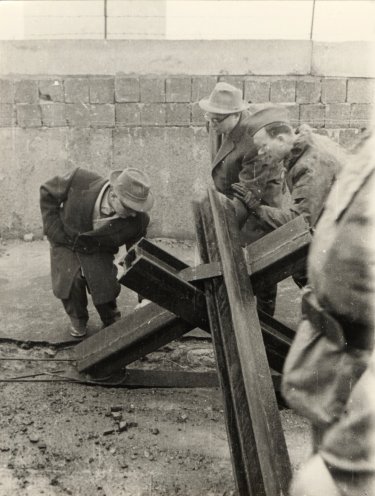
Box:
(211, 110), (284, 210)
(40, 168), (149, 305)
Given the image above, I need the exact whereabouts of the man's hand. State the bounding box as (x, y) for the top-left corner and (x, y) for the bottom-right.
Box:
(231, 183), (260, 211)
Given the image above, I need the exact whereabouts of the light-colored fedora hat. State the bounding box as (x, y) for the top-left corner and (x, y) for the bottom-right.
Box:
(199, 82), (250, 114)
(109, 168), (154, 213)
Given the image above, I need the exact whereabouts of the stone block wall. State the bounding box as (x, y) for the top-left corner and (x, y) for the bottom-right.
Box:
(2, 75), (373, 134)
(0, 74), (374, 239)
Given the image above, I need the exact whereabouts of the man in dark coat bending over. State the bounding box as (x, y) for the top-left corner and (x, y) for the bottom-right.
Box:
(40, 167), (153, 338)
(199, 83), (286, 315)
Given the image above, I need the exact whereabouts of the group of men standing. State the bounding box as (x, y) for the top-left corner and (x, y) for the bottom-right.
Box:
(40, 80), (344, 335)
(199, 82), (374, 496)
(199, 82), (344, 303)
(40, 81), (374, 495)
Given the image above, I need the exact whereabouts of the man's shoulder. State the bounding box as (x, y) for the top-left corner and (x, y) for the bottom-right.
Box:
(238, 110), (254, 132)
(70, 168), (107, 191)
(231, 111), (257, 155)
(73, 167), (104, 182)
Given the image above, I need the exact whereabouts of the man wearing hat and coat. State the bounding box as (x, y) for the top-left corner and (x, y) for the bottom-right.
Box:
(233, 106), (346, 286)
(199, 82), (285, 315)
(40, 167), (153, 338)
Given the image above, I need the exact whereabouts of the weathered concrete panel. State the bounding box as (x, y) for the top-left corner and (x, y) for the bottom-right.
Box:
(0, 1), (104, 40)
(0, 104), (16, 127)
(39, 79), (64, 103)
(244, 78), (270, 103)
(66, 128), (113, 173)
(113, 126), (211, 239)
(0, 128), (68, 237)
(165, 0), (313, 40)
(312, 42), (375, 78)
(0, 40), (312, 76)
(41, 103), (66, 127)
(89, 77), (115, 104)
(325, 104), (351, 129)
(107, 0), (166, 40)
(0, 79), (15, 103)
(296, 78), (321, 104)
(321, 78), (347, 103)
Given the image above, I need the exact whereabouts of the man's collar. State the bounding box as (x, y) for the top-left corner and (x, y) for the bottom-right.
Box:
(100, 183), (116, 217)
(283, 129), (312, 171)
(227, 111), (249, 143)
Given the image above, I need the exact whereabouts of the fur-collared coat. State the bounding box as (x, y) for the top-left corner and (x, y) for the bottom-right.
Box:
(254, 127), (345, 229)
(40, 168), (149, 305)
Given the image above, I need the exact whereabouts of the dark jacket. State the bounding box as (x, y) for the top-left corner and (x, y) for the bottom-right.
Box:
(253, 127), (345, 230)
(212, 111), (284, 210)
(40, 168), (149, 305)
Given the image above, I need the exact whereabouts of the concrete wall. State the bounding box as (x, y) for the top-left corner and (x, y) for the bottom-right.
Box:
(1, 1), (375, 42)
(0, 40), (374, 239)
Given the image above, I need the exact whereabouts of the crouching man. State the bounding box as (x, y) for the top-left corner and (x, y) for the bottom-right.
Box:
(40, 167), (153, 338)
(233, 106), (345, 287)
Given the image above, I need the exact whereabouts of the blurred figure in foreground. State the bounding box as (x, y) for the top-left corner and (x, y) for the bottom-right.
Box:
(282, 131), (375, 495)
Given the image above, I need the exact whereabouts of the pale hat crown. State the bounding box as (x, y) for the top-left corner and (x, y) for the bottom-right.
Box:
(199, 82), (250, 115)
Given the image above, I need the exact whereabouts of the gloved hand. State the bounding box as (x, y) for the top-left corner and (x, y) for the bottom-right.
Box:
(119, 250), (135, 269)
(231, 183), (260, 212)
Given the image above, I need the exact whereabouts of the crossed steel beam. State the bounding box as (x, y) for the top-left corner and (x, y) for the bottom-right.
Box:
(75, 191), (311, 495)
(76, 211), (309, 379)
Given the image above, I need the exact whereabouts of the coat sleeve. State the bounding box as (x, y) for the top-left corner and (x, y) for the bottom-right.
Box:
(40, 169), (77, 246)
(320, 353), (375, 476)
(124, 212), (150, 251)
(252, 160), (312, 230)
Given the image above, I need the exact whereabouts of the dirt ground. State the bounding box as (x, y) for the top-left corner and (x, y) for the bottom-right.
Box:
(0, 239), (311, 496)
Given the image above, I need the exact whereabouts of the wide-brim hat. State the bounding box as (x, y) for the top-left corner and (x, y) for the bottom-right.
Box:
(109, 168), (154, 213)
(199, 82), (250, 114)
(248, 106), (291, 136)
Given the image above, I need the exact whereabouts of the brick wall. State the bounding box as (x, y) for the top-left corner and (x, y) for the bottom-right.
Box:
(0, 74), (374, 239)
(1, 75), (374, 140)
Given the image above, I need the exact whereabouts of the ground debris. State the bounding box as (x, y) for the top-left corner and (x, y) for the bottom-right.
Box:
(110, 406), (123, 412)
(118, 421), (128, 432)
(28, 433), (40, 443)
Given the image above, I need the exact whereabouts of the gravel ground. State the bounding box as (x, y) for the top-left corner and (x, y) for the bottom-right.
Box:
(0, 239), (311, 495)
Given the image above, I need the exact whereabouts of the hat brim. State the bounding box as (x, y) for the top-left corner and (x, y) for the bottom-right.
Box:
(109, 170), (154, 213)
(198, 98), (250, 114)
(117, 190), (154, 213)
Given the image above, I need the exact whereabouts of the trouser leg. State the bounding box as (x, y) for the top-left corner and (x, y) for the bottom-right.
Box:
(61, 270), (89, 329)
(256, 284), (278, 316)
(240, 217), (278, 315)
(95, 300), (121, 327)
